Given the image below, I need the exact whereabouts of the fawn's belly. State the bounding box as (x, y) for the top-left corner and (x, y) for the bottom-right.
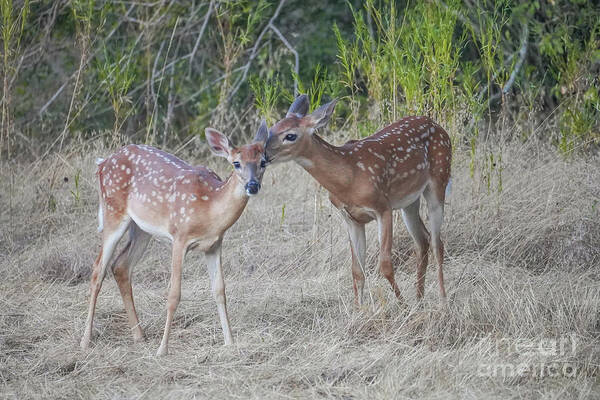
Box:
(128, 207), (173, 242)
(390, 181), (428, 210)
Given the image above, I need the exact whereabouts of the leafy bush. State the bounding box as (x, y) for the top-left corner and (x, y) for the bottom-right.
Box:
(0, 0), (598, 157)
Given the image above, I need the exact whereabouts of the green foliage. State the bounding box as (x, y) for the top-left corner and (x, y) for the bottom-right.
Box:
(70, 169), (82, 204)
(550, 21), (600, 155)
(331, 0), (464, 133)
(482, 151), (504, 195)
(471, 0), (510, 95)
(47, 193), (57, 212)
(97, 46), (136, 134)
(71, 0), (95, 37)
(293, 64), (332, 112)
(1, 0), (29, 53)
(1, 0), (29, 158)
(1, 0), (599, 159)
(250, 71), (282, 125)
(333, 20), (359, 106)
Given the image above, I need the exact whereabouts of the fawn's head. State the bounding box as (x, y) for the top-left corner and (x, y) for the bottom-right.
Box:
(205, 120), (269, 196)
(265, 95), (337, 164)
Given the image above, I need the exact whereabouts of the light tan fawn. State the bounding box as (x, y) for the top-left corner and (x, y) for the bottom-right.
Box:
(265, 96), (451, 305)
(81, 122), (269, 356)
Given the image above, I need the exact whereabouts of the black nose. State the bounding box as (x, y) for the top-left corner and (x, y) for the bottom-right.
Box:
(245, 180), (260, 195)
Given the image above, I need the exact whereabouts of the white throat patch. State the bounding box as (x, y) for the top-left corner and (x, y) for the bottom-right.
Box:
(296, 157), (314, 169)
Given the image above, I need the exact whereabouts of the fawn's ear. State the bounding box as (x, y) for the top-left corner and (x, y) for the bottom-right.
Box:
(286, 94), (310, 118)
(254, 120), (269, 144)
(306, 99), (337, 129)
(205, 128), (233, 158)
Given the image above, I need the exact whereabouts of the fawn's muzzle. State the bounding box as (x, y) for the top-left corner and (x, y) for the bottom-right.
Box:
(245, 180), (260, 195)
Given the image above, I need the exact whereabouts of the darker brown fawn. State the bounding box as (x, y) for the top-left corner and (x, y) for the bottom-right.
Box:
(265, 96), (451, 305)
(81, 122), (269, 355)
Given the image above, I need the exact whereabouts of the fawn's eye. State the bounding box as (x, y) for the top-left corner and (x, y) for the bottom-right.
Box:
(260, 159), (266, 168)
(233, 161), (241, 169)
(284, 133), (297, 142)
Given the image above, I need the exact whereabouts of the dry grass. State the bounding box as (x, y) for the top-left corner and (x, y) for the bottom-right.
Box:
(1, 137), (599, 399)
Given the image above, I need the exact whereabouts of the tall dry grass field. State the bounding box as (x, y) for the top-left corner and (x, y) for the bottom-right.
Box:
(0, 135), (599, 399)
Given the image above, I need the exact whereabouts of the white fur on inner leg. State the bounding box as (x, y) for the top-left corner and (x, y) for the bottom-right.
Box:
(97, 204), (104, 233)
(445, 177), (452, 201)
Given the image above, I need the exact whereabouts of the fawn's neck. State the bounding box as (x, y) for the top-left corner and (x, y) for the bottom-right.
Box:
(210, 172), (250, 229)
(296, 134), (354, 196)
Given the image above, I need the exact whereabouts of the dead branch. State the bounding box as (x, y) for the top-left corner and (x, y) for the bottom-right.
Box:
(227, 0), (290, 101)
(489, 22), (529, 104)
(502, 22), (528, 96)
(189, 0), (215, 73)
(38, 4), (136, 117)
(269, 24), (299, 95)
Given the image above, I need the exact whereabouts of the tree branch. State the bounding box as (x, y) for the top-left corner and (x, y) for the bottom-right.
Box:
(488, 22), (528, 104)
(189, 0), (214, 72)
(37, 4), (136, 117)
(227, 0), (288, 101)
(269, 24), (299, 95)
(502, 22), (528, 95)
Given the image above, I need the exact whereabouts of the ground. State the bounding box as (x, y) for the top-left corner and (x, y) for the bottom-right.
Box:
(0, 137), (599, 399)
